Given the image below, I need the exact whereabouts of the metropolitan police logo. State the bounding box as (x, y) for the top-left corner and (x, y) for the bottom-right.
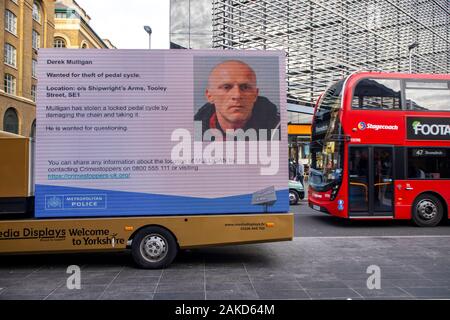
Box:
(46, 196), (63, 209)
(357, 122), (367, 130)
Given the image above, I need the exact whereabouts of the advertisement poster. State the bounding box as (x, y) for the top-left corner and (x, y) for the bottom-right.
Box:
(35, 50), (288, 217)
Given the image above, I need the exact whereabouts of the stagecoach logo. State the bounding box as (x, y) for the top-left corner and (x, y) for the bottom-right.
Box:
(407, 117), (450, 140)
(357, 122), (367, 130)
(358, 121), (398, 131)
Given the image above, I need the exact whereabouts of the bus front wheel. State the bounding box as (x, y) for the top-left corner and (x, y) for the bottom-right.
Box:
(412, 194), (444, 227)
(131, 226), (178, 269)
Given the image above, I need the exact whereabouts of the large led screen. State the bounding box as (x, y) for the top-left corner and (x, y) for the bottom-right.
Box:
(35, 50), (288, 217)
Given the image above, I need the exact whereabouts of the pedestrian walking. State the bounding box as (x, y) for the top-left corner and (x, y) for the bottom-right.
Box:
(297, 162), (304, 185)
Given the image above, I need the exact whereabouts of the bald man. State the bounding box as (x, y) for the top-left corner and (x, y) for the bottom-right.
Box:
(194, 60), (280, 140)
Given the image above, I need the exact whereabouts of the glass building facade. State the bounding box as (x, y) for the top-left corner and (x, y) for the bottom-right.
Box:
(171, 0), (449, 107)
(170, 0), (213, 49)
(170, 0), (450, 164)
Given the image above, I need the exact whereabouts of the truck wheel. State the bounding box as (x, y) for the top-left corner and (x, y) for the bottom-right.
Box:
(131, 226), (178, 269)
(289, 190), (299, 205)
(412, 194), (444, 227)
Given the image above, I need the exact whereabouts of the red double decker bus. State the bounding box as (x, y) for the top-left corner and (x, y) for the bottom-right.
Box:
(308, 72), (450, 227)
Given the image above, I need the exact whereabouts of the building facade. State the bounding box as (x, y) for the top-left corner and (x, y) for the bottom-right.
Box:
(54, 0), (115, 49)
(1, 0), (114, 137)
(170, 0), (450, 164)
(1, 0), (55, 137)
(211, 0), (450, 108)
(170, 0), (213, 50)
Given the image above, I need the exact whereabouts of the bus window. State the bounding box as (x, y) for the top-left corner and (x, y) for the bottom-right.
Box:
(407, 148), (450, 179)
(310, 81), (344, 190)
(405, 81), (450, 111)
(352, 79), (401, 110)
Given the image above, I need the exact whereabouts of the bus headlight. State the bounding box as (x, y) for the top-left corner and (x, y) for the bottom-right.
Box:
(330, 184), (340, 200)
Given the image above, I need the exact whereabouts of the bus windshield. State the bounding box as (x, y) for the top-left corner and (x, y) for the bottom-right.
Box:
(310, 80), (344, 190)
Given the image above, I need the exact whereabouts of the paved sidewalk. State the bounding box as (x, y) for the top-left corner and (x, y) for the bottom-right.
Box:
(0, 236), (449, 300)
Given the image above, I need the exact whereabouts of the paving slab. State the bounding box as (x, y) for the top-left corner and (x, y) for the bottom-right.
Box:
(255, 289), (310, 300)
(305, 288), (363, 299)
(0, 236), (449, 300)
(205, 289), (259, 300)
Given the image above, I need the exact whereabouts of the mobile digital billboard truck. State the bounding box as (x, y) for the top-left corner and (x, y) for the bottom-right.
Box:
(0, 50), (293, 268)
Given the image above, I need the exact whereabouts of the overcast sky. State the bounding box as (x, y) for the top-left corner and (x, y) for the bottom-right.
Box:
(75, 0), (170, 49)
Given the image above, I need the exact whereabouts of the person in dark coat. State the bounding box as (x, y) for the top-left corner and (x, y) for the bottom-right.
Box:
(194, 60), (280, 141)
